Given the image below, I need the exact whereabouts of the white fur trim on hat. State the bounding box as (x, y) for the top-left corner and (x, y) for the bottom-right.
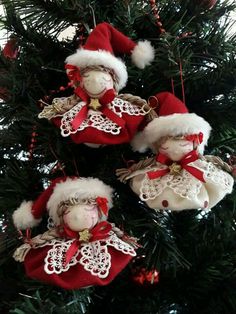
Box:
(12, 201), (42, 230)
(144, 113), (212, 154)
(66, 49), (128, 91)
(131, 41), (155, 69)
(131, 131), (149, 153)
(47, 177), (114, 225)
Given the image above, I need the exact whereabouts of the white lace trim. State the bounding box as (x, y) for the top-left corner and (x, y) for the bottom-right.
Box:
(140, 168), (202, 201)
(79, 241), (111, 278)
(59, 98), (145, 137)
(139, 160), (232, 201)
(196, 160), (233, 189)
(44, 240), (79, 274)
(43, 231), (136, 278)
(109, 98), (147, 116)
(106, 232), (137, 256)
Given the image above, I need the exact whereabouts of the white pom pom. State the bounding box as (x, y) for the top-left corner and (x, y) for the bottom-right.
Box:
(12, 201), (41, 230)
(131, 40), (155, 69)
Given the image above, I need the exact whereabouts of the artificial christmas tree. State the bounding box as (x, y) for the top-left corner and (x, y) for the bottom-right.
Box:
(0, 1), (235, 313)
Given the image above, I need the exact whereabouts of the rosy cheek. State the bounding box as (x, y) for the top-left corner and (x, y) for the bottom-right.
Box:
(84, 216), (90, 226)
(104, 79), (113, 87)
(82, 80), (89, 86)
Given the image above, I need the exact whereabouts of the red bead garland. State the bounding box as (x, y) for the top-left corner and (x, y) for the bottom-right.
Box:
(149, 0), (165, 34)
(76, 23), (87, 48)
(28, 126), (38, 161)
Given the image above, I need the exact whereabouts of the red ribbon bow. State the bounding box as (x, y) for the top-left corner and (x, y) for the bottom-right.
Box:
(96, 197), (109, 216)
(65, 64), (81, 83)
(18, 228), (32, 245)
(147, 150), (205, 183)
(185, 132), (203, 144)
(71, 87), (126, 130)
(61, 221), (112, 266)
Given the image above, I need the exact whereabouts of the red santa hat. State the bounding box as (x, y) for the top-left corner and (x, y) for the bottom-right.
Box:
(132, 92), (212, 154)
(12, 177), (113, 230)
(65, 22), (155, 91)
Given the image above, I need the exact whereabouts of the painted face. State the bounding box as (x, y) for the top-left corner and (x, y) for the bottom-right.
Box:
(63, 204), (99, 232)
(81, 70), (113, 98)
(159, 138), (194, 161)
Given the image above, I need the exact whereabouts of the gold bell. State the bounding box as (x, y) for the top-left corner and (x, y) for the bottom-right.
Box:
(169, 162), (182, 175)
(88, 98), (102, 110)
(79, 229), (91, 242)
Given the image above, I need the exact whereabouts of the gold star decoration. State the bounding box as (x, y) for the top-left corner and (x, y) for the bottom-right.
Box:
(79, 229), (91, 242)
(88, 98), (102, 110)
(169, 162), (182, 175)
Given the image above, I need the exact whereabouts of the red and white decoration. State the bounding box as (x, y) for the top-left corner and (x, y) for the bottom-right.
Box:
(13, 177), (137, 290)
(39, 22), (154, 146)
(65, 22), (154, 91)
(120, 92), (234, 211)
(50, 92), (148, 145)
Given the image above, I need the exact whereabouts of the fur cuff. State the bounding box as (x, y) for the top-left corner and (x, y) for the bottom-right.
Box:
(131, 131), (149, 152)
(66, 49), (128, 91)
(12, 201), (41, 230)
(131, 41), (155, 69)
(47, 177), (114, 226)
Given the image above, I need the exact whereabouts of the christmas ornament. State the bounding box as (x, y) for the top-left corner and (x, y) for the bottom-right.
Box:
(38, 22), (155, 147)
(130, 255), (159, 286)
(12, 177), (137, 290)
(132, 267), (159, 285)
(117, 92), (234, 211)
(3, 36), (19, 59)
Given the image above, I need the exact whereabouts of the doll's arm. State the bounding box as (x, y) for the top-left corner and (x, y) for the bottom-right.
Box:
(117, 93), (158, 121)
(205, 171), (234, 209)
(111, 223), (139, 249)
(202, 155), (234, 174)
(199, 156), (234, 209)
(38, 94), (80, 119)
(116, 157), (156, 182)
(13, 228), (59, 262)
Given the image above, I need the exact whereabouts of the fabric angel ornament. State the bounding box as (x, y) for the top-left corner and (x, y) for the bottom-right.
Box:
(38, 22), (155, 147)
(12, 177), (137, 290)
(117, 92), (234, 211)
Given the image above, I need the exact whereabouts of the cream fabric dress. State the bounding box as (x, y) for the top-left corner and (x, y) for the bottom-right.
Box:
(126, 159), (234, 211)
